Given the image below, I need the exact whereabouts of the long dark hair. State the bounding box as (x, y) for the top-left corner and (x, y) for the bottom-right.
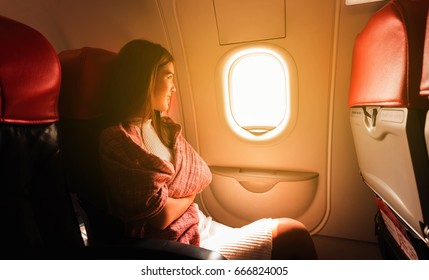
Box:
(104, 39), (174, 147)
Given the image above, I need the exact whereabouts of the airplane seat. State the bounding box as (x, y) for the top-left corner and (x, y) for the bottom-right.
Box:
(348, 0), (429, 259)
(58, 47), (121, 244)
(0, 15), (84, 258)
(58, 47), (226, 259)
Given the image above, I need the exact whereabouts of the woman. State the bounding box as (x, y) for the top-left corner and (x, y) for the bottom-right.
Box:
(100, 39), (317, 259)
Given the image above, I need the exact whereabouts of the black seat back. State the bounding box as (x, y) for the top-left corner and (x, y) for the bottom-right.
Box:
(0, 15), (84, 259)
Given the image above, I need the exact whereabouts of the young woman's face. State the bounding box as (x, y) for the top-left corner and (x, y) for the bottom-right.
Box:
(152, 62), (176, 112)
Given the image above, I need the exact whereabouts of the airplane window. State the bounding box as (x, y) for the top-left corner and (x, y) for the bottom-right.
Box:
(217, 44), (297, 142)
(229, 52), (286, 135)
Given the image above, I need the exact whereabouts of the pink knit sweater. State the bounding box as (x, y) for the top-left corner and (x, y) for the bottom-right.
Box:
(99, 117), (211, 245)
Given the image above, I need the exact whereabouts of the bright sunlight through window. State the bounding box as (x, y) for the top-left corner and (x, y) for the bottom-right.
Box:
(229, 53), (286, 135)
(217, 44), (297, 142)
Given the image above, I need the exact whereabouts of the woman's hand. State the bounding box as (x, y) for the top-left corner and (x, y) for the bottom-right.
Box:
(146, 194), (196, 230)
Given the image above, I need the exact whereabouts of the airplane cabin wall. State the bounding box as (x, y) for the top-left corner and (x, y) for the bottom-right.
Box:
(326, 1), (386, 241)
(1, 0), (387, 245)
(158, 0), (385, 243)
(169, 0), (335, 235)
(1, 1), (169, 53)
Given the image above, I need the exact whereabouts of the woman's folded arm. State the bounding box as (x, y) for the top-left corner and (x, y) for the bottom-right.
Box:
(146, 194), (196, 230)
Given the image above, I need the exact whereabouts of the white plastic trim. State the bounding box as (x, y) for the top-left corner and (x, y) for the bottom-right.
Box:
(345, 0), (385, 6)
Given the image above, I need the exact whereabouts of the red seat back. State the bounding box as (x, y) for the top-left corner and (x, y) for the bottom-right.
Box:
(349, 0), (429, 109)
(0, 15), (83, 258)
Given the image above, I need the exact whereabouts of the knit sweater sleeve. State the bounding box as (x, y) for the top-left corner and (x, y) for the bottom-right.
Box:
(99, 125), (171, 225)
(99, 121), (210, 245)
(168, 133), (212, 198)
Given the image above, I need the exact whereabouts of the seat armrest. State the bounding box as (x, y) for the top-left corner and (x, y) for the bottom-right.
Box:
(83, 238), (226, 260)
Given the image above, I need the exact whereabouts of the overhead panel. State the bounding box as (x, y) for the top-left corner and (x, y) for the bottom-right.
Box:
(213, 0), (286, 45)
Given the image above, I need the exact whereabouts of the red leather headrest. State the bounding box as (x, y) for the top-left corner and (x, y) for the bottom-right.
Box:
(0, 16), (61, 124)
(58, 47), (116, 119)
(420, 7), (429, 96)
(348, 0), (429, 108)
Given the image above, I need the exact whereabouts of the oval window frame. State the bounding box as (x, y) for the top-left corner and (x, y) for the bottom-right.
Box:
(215, 43), (298, 142)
